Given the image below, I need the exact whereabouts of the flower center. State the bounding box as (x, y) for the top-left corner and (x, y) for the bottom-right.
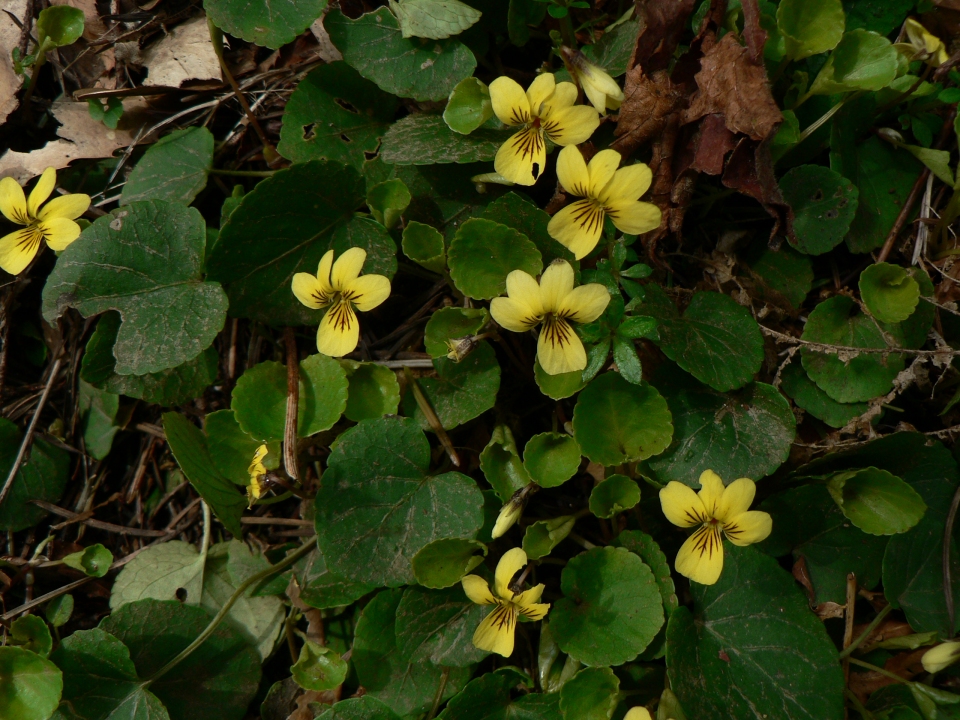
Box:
(541, 313), (574, 350)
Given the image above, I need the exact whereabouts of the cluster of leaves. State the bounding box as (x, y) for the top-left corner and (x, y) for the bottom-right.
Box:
(5, 0), (960, 720)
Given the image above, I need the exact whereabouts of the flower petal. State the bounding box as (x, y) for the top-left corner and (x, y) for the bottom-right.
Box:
(526, 73), (557, 114)
(542, 80), (577, 111)
(697, 469), (725, 518)
(347, 273), (391, 312)
(292, 272), (331, 309)
(331, 247), (366, 290)
(715, 477), (756, 523)
(923, 641), (960, 673)
(659, 481), (707, 528)
(541, 104), (600, 146)
(494, 126), (547, 186)
(518, 601), (550, 621)
(27, 167), (56, 218)
(555, 145), (590, 197)
(579, 64), (624, 114)
(537, 318), (587, 375)
(513, 583), (544, 607)
(0, 177), (28, 225)
(539, 260), (575, 313)
(494, 547), (528, 599)
(0, 228), (43, 275)
(588, 150), (622, 195)
(490, 76), (531, 126)
(607, 200), (662, 236)
(547, 198), (605, 260)
(723, 510), (772, 547)
(675, 525), (724, 585)
(491, 296), (540, 333)
(557, 283), (610, 324)
(473, 604), (517, 657)
(316, 249), (336, 293)
(316, 301), (360, 357)
(506, 269), (544, 318)
(624, 709), (653, 720)
(598, 163), (653, 205)
(37, 193), (90, 221)
(38, 218), (81, 251)
(462, 574), (497, 605)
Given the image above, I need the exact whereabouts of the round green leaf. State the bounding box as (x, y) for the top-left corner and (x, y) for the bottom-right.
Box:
(391, 0), (482, 40)
(572, 373), (673, 466)
(231, 355), (349, 441)
(0, 647), (62, 720)
(341, 361), (401, 422)
(36, 6), (84, 48)
(10, 616), (53, 658)
(0, 419), (69, 532)
(780, 165), (859, 255)
(581, 18), (639, 76)
(479, 425), (533, 502)
(614, 530), (678, 617)
(396, 585), (490, 667)
(523, 516), (576, 560)
(588, 474), (640, 519)
(110, 540), (205, 609)
(827, 467), (927, 535)
(298, 552), (377, 610)
(315, 417), (485, 587)
(777, 0), (844, 61)
(522, 432), (581, 488)
(667, 546), (845, 720)
(801, 295), (905, 402)
(809, 29), (898, 95)
(278, 62), (398, 171)
(559, 666), (620, 720)
(327, 8), (476, 102)
(120, 127), (214, 206)
(412, 538), (487, 589)
(859, 262), (921, 323)
(402, 221), (447, 274)
(653, 290), (764, 392)
(42, 201), (228, 375)
(381, 114), (513, 165)
(206, 161), (365, 325)
(405, 341), (500, 430)
(551, 546), (664, 666)
(367, 179), (411, 229)
(205, 410), (280, 486)
(317, 697), (401, 720)
(534, 359), (586, 399)
(779, 361), (869, 429)
(205, 0), (326, 49)
(292, 641), (348, 692)
(647, 373), (795, 484)
(437, 668), (560, 720)
(481, 192), (577, 266)
(423, 307), (487, 358)
(443, 77), (494, 134)
(448, 218), (543, 300)
(45, 594), (74, 629)
(62, 544), (113, 578)
(742, 239), (813, 309)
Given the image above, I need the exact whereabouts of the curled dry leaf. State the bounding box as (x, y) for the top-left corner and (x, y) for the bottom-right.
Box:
(142, 15), (221, 88)
(0, 0), (28, 126)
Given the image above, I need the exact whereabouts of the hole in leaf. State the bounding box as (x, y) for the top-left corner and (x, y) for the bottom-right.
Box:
(825, 209), (838, 219)
(340, 134), (352, 143)
(175, 587), (188, 602)
(812, 189), (824, 201)
(302, 123), (317, 141)
(335, 98), (359, 114)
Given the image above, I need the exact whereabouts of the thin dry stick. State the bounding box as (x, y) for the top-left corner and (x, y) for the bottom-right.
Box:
(403, 367), (460, 467)
(29, 500), (169, 537)
(760, 325), (958, 357)
(944, 483), (960, 637)
(0, 356), (61, 509)
(283, 328), (300, 482)
(842, 573), (857, 686)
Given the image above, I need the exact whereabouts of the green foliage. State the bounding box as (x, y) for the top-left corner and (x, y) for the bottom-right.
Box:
(10, 616), (53, 658)
(389, 0), (482, 40)
(120, 128), (214, 206)
(62, 544), (113, 577)
(413, 538), (487, 588)
(0, 647), (62, 720)
(780, 165), (859, 255)
(443, 77), (494, 134)
(780, 361), (869, 428)
(0, 419), (69, 532)
(405, 342), (501, 430)
(448, 218), (543, 300)
(292, 641), (348, 691)
(559, 667), (620, 720)
(205, 0), (327, 49)
(859, 262), (921, 323)
(403, 221), (447, 274)
(341, 361), (401, 421)
(826, 467), (927, 535)
(777, 0), (845, 60)
(381, 115), (512, 165)
(809, 29), (898, 95)
(36, 6), (84, 49)
(588, 474), (640, 518)
(424, 307), (487, 357)
(522, 432), (581, 488)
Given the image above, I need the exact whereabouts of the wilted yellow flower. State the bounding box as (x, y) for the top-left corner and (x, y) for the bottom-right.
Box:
(923, 641), (960, 673)
(0, 167), (90, 275)
(489, 73), (600, 186)
(292, 248), (391, 357)
(490, 260), (609, 375)
(548, 147), (661, 260)
(247, 444), (268, 507)
(562, 47), (624, 114)
(461, 548), (550, 657)
(659, 470), (772, 585)
(903, 18), (949, 67)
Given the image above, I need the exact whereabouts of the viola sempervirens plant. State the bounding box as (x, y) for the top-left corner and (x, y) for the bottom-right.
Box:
(547, 147), (661, 260)
(902, 18), (949, 67)
(247, 444), (268, 507)
(490, 259), (610, 375)
(489, 73), (600, 186)
(0, 167), (91, 275)
(923, 641), (960, 673)
(292, 247), (391, 357)
(461, 547), (550, 657)
(659, 470), (772, 585)
(561, 47), (624, 114)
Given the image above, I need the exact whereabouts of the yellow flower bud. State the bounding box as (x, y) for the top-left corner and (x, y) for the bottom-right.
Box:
(922, 640), (960, 673)
(562, 46), (624, 115)
(903, 18), (950, 67)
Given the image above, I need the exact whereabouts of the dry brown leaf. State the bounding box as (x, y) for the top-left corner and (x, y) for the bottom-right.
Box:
(0, 0), (28, 126)
(632, 0), (697, 72)
(142, 15), (221, 88)
(612, 69), (684, 158)
(722, 137), (792, 237)
(688, 113), (737, 176)
(683, 33), (782, 141)
(0, 99), (151, 182)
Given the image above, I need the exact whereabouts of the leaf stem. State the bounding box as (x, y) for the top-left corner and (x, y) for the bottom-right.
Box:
(846, 656), (911, 684)
(145, 540), (315, 683)
(208, 169), (277, 177)
(838, 603), (893, 659)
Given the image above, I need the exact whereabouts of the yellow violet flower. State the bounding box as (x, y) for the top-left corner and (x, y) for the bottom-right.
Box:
(563, 47), (624, 114)
(904, 18), (950, 67)
(292, 247), (391, 357)
(247, 444), (268, 507)
(490, 259), (609, 375)
(489, 73), (600, 186)
(624, 709), (653, 720)
(659, 470), (772, 585)
(0, 167), (90, 275)
(923, 641), (960, 673)
(461, 547), (550, 657)
(548, 146), (661, 260)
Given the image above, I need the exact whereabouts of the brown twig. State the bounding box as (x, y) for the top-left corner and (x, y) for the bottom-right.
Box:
(283, 328), (300, 482)
(760, 325), (954, 356)
(29, 500), (169, 537)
